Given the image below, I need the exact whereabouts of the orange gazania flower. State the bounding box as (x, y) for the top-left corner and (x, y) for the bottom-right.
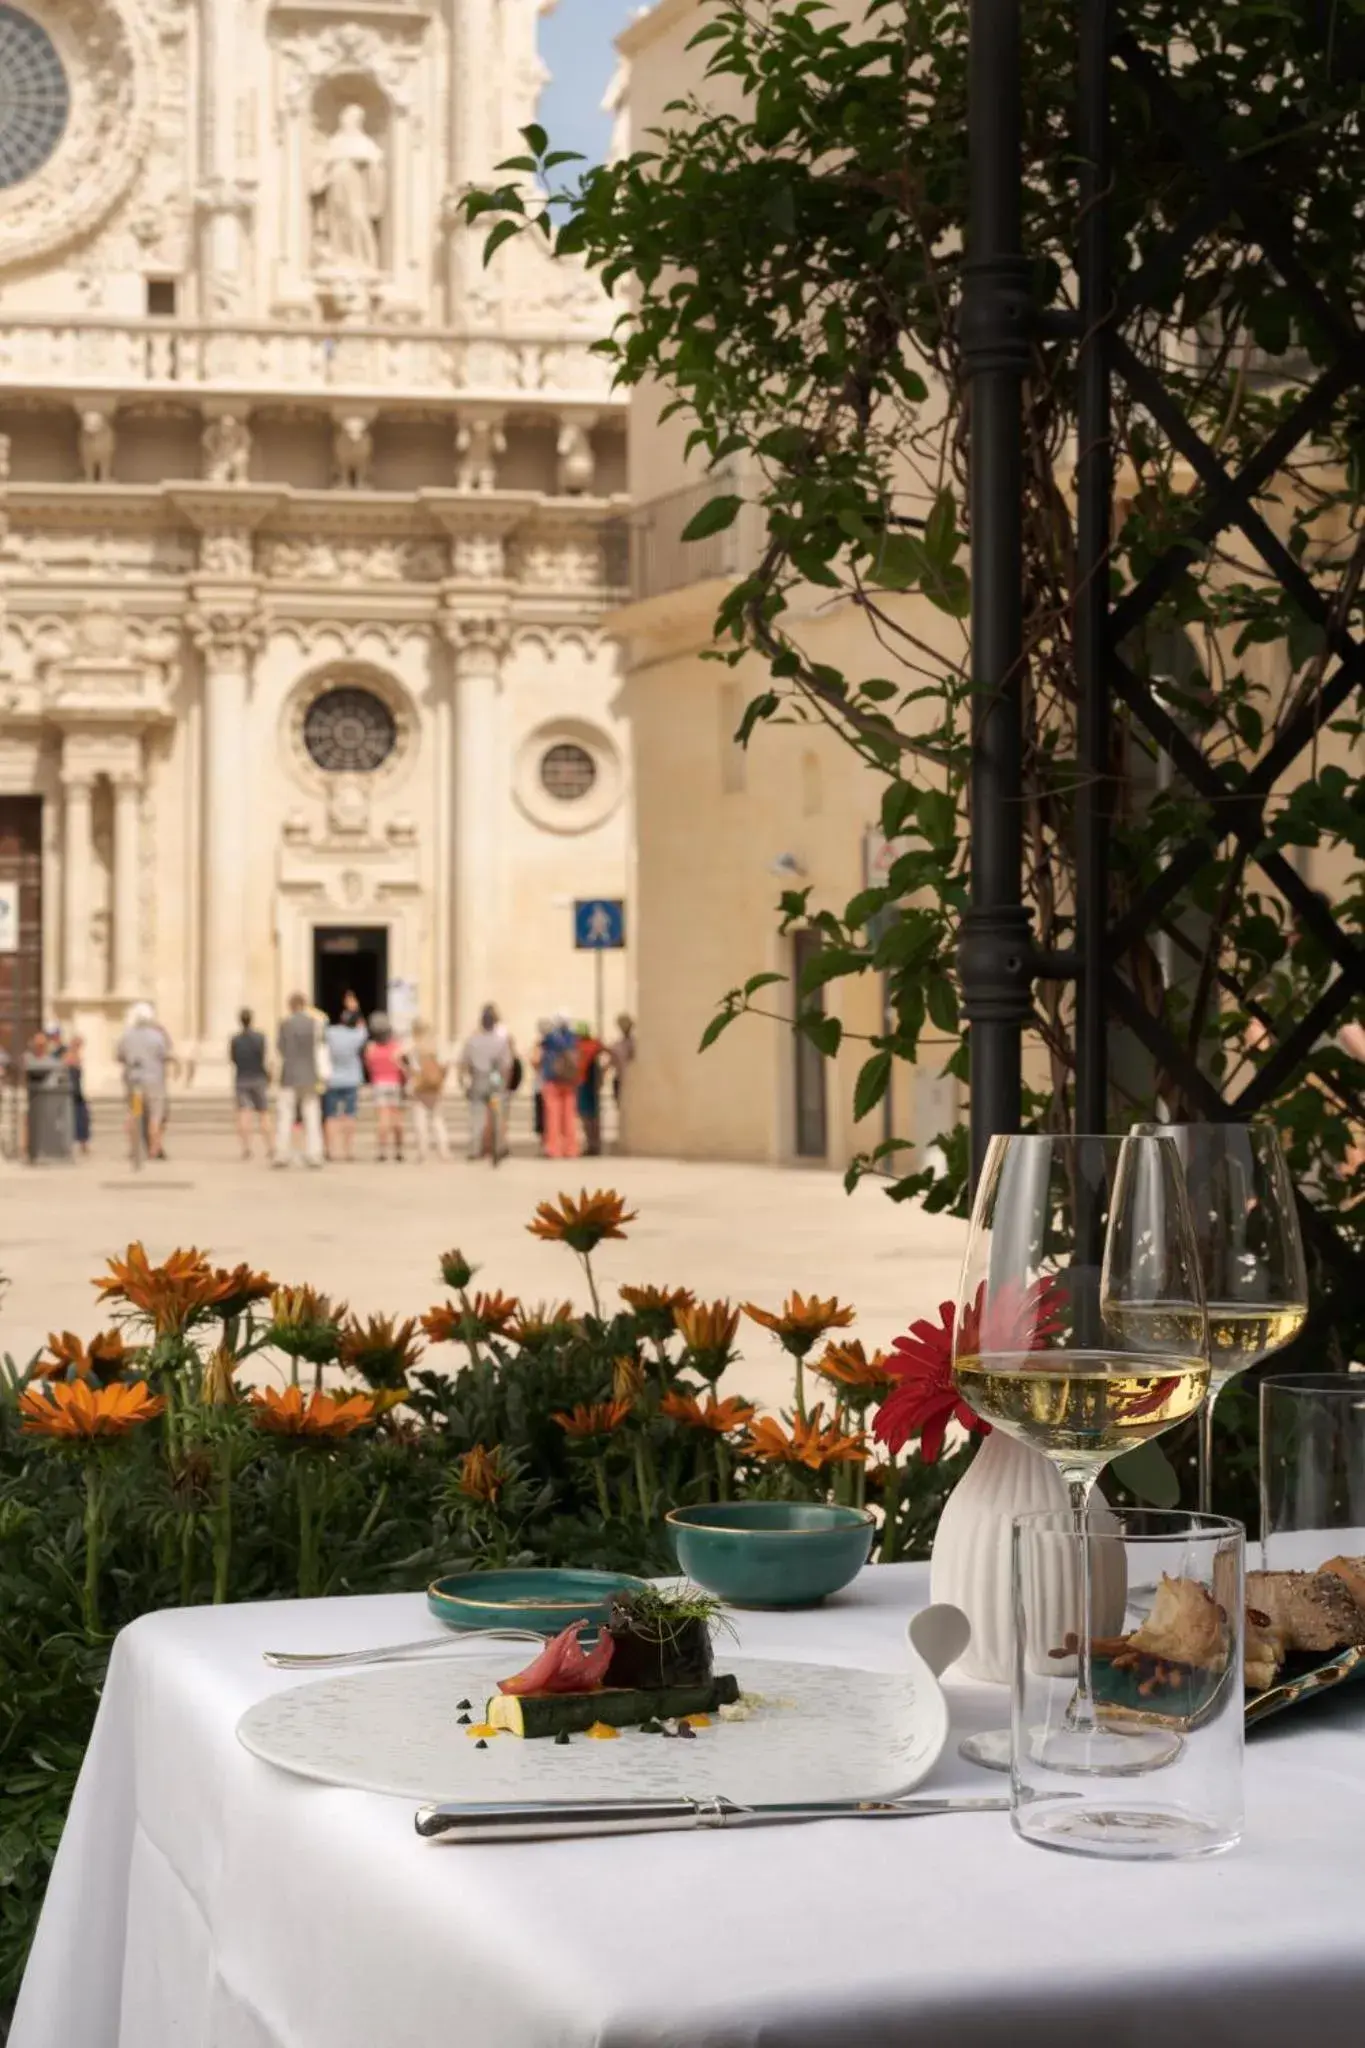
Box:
(745, 1404), (867, 1471)
(660, 1390), (757, 1435)
(814, 1340), (895, 1395)
(528, 1189), (637, 1254)
(421, 1291), (519, 1345)
(506, 1300), (577, 1346)
(674, 1299), (740, 1355)
(206, 1264), (275, 1319)
(267, 1286), (347, 1366)
(613, 1353), (647, 1404)
(743, 1292), (856, 1359)
(458, 1444), (508, 1504)
(438, 1249), (477, 1291)
(250, 1385), (375, 1438)
(19, 1379), (166, 1440)
(94, 1242), (223, 1336)
(338, 1313), (423, 1388)
(620, 1283), (696, 1325)
(34, 1329), (131, 1385)
(553, 1399), (632, 1439)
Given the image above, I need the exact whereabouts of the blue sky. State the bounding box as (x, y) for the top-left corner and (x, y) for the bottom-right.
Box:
(538, 0), (641, 166)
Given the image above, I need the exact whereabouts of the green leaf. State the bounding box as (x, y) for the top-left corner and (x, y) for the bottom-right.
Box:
(924, 488), (959, 565)
(917, 789), (957, 849)
(800, 1013), (843, 1058)
(482, 219), (522, 266)
(520, 124), (549, 158)
(681, 494), (743, 542)
(926, 974), (958, 1034)
(853, 1051), (892, 1123)
(542, 150), (586, 170)
(742, 971), (788, 998)
(698, 1008), (739, 1052)
(798, 945), (860, 993)
(1110, 1441), (1180, 1509)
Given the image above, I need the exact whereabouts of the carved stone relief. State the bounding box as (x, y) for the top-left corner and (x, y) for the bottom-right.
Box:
(78, 412), (116, 483)
(455, 416), (505, 492)
(332, 414), (374, 489)
(258, 535), (447, 581)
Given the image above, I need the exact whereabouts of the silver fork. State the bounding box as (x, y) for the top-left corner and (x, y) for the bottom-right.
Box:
(263, 1627), (545, 1670)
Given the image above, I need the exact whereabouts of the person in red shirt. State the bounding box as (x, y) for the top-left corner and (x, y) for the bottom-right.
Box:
(363, 1011), (406, 1162)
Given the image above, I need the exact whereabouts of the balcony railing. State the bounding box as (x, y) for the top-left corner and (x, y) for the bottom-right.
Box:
(627, 475), (765, 603)
(0, 317), (617, 406)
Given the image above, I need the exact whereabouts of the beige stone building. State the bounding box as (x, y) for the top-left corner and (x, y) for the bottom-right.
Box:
(610, 0), (958, 1169)
(0, 0), (630, 1091)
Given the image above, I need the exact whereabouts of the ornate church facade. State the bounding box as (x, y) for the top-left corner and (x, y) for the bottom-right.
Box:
(0, 0), (629, 1088)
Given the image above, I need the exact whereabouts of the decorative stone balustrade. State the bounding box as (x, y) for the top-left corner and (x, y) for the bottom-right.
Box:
(0, 318), (618, 407)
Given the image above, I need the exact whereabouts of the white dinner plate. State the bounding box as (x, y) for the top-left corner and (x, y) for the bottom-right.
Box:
(236, 1654), (950, 1804)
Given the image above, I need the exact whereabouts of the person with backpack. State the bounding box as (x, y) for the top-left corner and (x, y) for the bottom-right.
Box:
(538, 1012), (580, 1160)
(408, 1022), (451, 1162)
(459, 1003), (513, 1162)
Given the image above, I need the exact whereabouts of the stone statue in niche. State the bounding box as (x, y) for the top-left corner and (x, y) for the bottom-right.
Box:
(202, 413), (251, 484)
(556, 421), (596, 496)
(333, 415), (374, 489)
(455, 417), (505, 492)
(312, 104), (386, 272)
(78, 411), (116, 483)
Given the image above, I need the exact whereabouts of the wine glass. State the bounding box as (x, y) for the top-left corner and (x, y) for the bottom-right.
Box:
(952, 1132), (1210, 1773)
(1134, 1124), (1308, 1515)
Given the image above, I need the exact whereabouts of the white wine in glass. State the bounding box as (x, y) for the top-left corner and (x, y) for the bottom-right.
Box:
(1134, 1124), (1308, 1513)
(951, 1131), (1209, 1774)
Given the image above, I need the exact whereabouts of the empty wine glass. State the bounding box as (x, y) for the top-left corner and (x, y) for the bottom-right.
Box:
(952, 1132), (1210, 1773)
(1137, 1123), (1308, 1513)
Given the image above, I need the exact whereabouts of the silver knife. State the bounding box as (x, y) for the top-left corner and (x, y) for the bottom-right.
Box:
(413, 1792), (1010, 1843)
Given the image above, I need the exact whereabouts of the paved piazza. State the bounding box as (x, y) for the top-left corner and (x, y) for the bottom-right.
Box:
(0, 1131), (968, 1414)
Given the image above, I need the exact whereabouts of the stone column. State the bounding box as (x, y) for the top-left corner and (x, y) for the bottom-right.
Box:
(199, 0), (243, 309)
(60, 762), (94, 997)
(190, 606), (260, 1049)
(441, 613), (509, 1039)
(111, 770), (142, 995)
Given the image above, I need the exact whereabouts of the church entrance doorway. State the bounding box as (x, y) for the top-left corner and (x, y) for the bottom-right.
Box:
(313, 926), (388, 1023)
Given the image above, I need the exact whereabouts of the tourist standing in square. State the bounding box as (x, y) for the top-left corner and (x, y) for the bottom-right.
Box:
(408, 1022), (451, 1161)
(538, 1013), (580, 1159)
(459, 1003), (513, 1162)
(363, 1010), (406, 1161)
(323, 999), (367, 1161)
(273, 993), (323, 1168)
(230, 1007), (271, 1160)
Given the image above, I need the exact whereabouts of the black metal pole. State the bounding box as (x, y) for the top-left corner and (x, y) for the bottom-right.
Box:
(1075, 0), (1113, 1137)
(960, 0), (1034, 1191)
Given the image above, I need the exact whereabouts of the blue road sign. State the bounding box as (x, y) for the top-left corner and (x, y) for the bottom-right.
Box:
(574, 898), (626, 950)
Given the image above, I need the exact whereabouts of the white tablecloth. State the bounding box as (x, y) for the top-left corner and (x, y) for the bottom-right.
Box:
(12, 1563), (1365, 2048)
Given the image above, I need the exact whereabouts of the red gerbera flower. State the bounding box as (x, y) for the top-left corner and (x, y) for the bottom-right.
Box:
(875, 1276), (1066, 1463)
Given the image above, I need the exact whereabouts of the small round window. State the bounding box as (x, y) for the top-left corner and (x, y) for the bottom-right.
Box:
(303, 687), (397, 773)
(539, 742), (597, 802)
(0, 8), (69, 191)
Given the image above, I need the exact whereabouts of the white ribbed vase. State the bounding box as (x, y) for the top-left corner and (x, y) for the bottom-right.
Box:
(929, 1430), (1125, 1683)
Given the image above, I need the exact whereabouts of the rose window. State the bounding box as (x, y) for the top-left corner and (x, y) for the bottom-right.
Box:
(0, 8), (69, 190)
(302, 687), (398, 774)
(539, 742), (598, 802)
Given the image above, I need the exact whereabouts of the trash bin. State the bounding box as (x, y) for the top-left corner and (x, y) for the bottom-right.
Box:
(25, 1056), (74, 1163)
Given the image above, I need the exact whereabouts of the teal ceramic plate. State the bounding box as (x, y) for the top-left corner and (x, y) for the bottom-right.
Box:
(427, 1567), (649, 1637)
(1246, 1644), (1365, 1729)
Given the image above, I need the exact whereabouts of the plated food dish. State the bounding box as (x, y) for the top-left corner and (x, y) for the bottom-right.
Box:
(1085, 1555), (1365, 1730)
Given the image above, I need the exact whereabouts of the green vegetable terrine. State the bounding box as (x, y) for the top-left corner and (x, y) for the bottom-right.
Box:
(487, 1674), (740, 1739)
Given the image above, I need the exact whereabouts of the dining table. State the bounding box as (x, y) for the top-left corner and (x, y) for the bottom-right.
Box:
(10, 1559), (1365, 2048)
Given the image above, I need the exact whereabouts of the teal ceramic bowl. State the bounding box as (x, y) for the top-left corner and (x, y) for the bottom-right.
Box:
(427, 1567), (649, 1636)
(666, 1501), (875, 1608)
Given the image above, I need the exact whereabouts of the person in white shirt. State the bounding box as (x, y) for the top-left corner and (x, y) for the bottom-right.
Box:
(459, 1004), (513, 1162)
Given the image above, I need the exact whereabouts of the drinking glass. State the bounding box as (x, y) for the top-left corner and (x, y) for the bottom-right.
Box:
(1138, 1122), (1308, 1513)
(1012, 1508), (1244, 1859)
(952, 1132), (1209, 1772)
(1260, 1372), (1365, 1570)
